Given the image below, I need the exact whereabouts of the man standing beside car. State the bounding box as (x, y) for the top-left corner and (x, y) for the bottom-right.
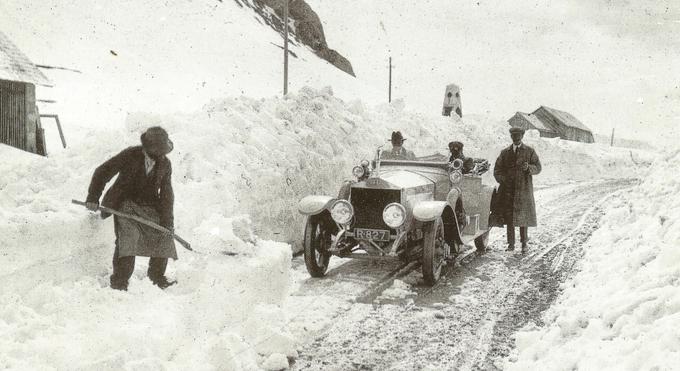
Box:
(493, 127), (541, 252)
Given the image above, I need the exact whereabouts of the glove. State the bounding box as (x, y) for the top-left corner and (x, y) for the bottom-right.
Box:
(86, 202), (99, 211)
(522, 162), (529, 172)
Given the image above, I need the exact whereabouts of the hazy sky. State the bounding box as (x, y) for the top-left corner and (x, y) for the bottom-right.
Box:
(1, 0), (677, 146)
(310, 0), (680, 144)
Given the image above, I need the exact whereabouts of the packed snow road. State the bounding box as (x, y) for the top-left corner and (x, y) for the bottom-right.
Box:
(286, 178), (637, 370)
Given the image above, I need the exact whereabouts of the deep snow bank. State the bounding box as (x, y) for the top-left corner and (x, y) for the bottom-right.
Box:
(0, 126), (297, 368)
(124, 87), (655, 246)
(0, 87), (657, 369)
(506, 150), (680, 371)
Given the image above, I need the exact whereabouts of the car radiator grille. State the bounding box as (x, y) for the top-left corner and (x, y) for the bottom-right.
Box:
(350, 188), (401, 230)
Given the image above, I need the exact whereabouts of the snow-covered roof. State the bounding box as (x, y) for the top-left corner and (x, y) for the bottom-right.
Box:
(536, 106), (591, 132)
(0, 31), (52, 86)
(516, 112), (552, 131)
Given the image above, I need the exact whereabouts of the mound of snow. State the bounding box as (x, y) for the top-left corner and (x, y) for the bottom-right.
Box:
(119, 87), (656, 247)
(506, 150), (680, 370)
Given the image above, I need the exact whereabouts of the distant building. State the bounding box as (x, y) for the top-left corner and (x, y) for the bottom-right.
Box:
(508, 106), (594, 143)
(508, 112), (560, 139)
(0, 31), (52, 155)
(442, 84), (462, 117)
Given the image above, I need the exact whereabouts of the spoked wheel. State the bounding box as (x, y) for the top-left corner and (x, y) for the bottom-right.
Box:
(303, 215), (332, 277)
(474, 231), (490, 252)
(422, 217), (449, 286)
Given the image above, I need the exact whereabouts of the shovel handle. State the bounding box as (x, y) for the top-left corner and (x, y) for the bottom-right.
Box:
(71, 199), (193, 251)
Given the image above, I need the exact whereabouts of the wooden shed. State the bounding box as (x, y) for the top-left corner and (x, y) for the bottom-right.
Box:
(508, 112), (560, 138)
(508, 106), (594, 144)
(442, 83), (462, 117)
(531, 106), (594, 143)
(0, 31), (52, 155)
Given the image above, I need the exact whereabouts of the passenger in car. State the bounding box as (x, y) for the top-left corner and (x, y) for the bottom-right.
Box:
(448, 141), (474, 174)
(382, 131), (416, 160)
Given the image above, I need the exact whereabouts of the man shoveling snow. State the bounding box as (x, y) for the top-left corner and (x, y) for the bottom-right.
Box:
(83, 126), (178, 290)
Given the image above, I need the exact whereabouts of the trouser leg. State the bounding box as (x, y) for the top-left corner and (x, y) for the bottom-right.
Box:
(148, 257), (168, 283)
(110, 216), (135, 290)
(506, 224), (516, 246)
(520, 227), (528, 243)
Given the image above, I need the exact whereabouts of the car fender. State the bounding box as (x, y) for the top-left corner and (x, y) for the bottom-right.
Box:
(298, 195), (336, 215)
(413, 201), (448, 222)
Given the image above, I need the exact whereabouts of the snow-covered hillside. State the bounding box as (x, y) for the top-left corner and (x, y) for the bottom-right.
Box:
(0, 1), (669, 369)
(506, 150), (680, 370)
(0, 86), (658, 369)
(0, 0), (384, 153)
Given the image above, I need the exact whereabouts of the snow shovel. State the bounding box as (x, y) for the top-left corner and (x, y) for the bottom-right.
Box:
(71, 199), (193, 252)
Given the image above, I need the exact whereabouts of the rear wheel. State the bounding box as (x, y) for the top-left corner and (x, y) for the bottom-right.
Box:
(474, 231), (489, 252)
(303, 215), (332, 277)
(422, 217), (448, 286)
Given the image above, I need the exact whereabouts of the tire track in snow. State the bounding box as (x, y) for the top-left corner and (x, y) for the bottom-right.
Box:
(290, 179), (637, 370)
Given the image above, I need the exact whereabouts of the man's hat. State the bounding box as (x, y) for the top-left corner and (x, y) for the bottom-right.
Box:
(509, 127), (525, 134)
(390, 131), (406, 143)
(141, 126), (174, 156)
(448, 141), (463, 151)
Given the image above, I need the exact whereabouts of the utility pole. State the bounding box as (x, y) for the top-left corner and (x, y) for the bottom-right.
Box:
(610, 127), (615, 147)
(283, 0), (289, 96)
(388, 56), (392, 103)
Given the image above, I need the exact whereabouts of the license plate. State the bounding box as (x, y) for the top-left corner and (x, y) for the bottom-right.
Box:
(354, 228), (390, 241)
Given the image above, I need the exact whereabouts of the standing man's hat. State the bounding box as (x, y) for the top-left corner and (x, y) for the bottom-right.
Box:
(448, 141), (463, 151)
(141, 126), (174, 156)
(390, 131), (406, 143)
(509, 127), (525, 134)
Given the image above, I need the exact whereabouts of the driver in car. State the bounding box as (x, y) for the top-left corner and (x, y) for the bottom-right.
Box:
(448, 141), (474, 174)
(382, 131), (416, 160)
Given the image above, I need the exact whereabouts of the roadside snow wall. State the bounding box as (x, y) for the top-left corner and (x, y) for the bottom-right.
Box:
(0, 87), (657, 370)
(506, 150), (680, 371)
(122, 87), (655, 247)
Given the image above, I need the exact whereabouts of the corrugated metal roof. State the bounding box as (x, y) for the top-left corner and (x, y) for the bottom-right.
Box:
(517, 112), (553, 131)
(536, 106), (592, 132)
(0, 31), (52, 86)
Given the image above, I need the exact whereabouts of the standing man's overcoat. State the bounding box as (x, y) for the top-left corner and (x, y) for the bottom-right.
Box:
(493, 143), (541, 226)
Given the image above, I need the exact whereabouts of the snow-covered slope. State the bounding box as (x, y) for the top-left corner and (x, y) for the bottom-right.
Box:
(506, 150), (680, 371)
(0, 0), (384, 153)
(0, 1), (664, 369)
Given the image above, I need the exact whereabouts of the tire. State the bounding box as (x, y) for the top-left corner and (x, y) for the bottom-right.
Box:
(422, 217), (447, 286)
(303, 215), (332, 277)
(474, 231), (489, 252)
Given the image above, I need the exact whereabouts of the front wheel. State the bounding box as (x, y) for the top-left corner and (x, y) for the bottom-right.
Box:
(422, 217), (448, 286)
(303, 215), (332, 277)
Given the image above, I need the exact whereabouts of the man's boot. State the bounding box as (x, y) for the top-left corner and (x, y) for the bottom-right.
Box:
(152, 276), (177, 289)
(521, 242), (528, 253)
(506, 244), (515, 251)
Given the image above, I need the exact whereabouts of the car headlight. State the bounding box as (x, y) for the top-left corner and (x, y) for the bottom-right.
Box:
(450, 158), (463, 171)
(360, 159), (370, 167)
(449, 170), (462, 184)
(383, 203), (406, 228)
(330, 200), (354, 224)
(352, 166), (365, 178)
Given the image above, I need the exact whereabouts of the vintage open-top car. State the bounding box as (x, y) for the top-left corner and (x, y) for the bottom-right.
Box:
(297, 148), (494, 285)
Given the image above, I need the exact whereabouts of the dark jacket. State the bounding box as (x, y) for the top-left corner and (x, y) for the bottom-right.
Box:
(86, 146), (174, 229)
(493, 143), (541, 227)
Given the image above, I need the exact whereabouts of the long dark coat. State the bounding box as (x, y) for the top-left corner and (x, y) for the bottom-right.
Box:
(492, 144), (541, 227)
(86, 146), (176, 258)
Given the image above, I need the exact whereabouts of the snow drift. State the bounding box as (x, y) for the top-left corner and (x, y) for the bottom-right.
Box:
(0, 85), (657, 369)
(506, 150), (680, 371)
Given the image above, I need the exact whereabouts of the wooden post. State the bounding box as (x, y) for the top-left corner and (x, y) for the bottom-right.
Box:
(388, 57), (392, 103)
(610, 127), (615, 147)
(40, 114), (67, 148)
(283, 0), (289, 96)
